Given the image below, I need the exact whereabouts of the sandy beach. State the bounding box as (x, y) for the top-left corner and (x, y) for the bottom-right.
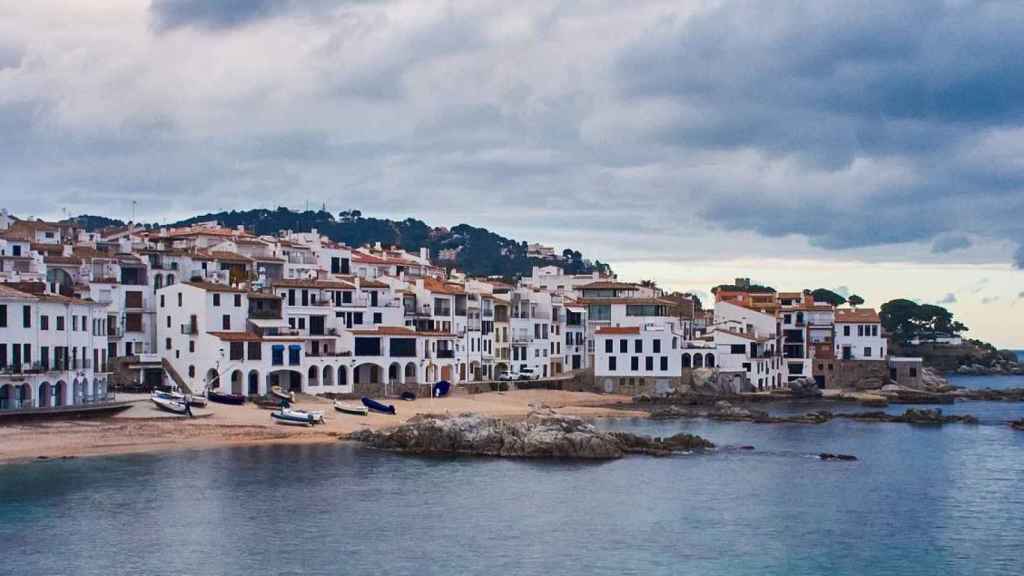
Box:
(0, 390), (640, 464)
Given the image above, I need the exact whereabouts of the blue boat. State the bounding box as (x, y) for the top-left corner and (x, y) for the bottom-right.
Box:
(433, 380), (451, 398)
(362, 397), (397, 415)
(400, 391), (417, 401)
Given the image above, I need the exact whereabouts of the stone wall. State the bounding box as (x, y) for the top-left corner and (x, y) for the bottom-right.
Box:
(825, 359), (890, 389)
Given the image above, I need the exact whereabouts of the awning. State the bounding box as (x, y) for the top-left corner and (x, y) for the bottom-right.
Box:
(287, 344), (303, 351)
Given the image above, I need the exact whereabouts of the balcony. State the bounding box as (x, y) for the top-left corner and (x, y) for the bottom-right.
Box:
(180, 323), (198, 335)
(436, 349), (455, 359)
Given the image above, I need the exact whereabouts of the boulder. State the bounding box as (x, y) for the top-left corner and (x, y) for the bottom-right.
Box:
(788, 377), (823, 398)
(348, 411), (714, 459)
(1010, 419), (1024, 432)
(836, 408), (978, 425)
(819, 453), (858, 461)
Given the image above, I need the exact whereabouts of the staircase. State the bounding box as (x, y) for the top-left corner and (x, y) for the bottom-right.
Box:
(161, 358), (193, 395)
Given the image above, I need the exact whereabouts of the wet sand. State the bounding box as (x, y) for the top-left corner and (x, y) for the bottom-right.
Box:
(0, 390), (640, 464)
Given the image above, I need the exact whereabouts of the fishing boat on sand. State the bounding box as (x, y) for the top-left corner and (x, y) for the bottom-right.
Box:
(362, 397), (397, 415)
(334, 401), (369, 416)
(151, 392), (193, 416)
(271, 386), (295, 402)
(271, 407), (324, 426)
(207, 390), (246, 405)
(433, 380), (451, 398)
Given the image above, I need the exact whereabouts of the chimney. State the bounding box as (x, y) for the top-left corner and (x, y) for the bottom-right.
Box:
(420, 247), (429, 262)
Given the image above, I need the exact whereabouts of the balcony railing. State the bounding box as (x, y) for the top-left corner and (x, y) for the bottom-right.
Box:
(436, 350), (455, 359)
(180, 323), (198, 335)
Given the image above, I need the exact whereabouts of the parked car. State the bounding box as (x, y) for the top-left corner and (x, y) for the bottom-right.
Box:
(498, 372), (516, 382)
(516, 368), (540, 381)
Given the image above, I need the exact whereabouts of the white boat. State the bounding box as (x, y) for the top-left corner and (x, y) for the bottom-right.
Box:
(151, 393), (192, 416)
(154, 389), (207, 408)
(334, 401), (369, 416)
(271, 407), (324, 427)
(271, 386), (295, 402)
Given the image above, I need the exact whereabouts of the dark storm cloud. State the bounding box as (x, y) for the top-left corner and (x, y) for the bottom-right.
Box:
(6, 0), (1024, 266)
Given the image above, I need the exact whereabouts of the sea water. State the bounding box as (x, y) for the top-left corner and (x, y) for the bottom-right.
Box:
(2, 378), (1023, 576)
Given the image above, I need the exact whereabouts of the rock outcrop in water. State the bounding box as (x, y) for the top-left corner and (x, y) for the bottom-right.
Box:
(835, 408), (978, 425)
(1010, 419), (1024, 431)
(347, 410), (714, 459)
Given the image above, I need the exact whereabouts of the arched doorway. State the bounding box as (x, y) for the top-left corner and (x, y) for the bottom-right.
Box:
(308, 365), (320, 388)
(470, 361), (481, 381)
(154, 274), (163, 290)
(248, 370), (260, 395)
(206, 368), (220, 390)
(440, 365), (453, 381)
(18, 383), (33, 409)
(73, 379), (82, 404)
(388, 363), (400, 384)
(404, 362), (417, 384)
(705, 354), (715, 368)
(682, 354), (691, 368)
(55, 381), (67, 407)
(231, 370), (243, 395)
(354, 363), (381, 385)
(0, 384), (13, 410)
(269, 370), (303, 394)
(81, 378), (90, 403)
(459, 364), (466, 381)
(38, 382), (52, 408)
(693, 354), (704, 369)
(337, 366), (348, 386)
(323, 366), (334, 387)
(166, 274), (175, 285)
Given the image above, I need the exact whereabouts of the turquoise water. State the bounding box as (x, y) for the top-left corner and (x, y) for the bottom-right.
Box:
(2, 378), (1024, 576)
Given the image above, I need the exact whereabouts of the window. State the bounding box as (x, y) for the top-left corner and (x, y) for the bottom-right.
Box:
(634, 339), (643, 354)
(843, 325), (850, 337)
(57, 316), (65, 331)
(631, 357), (639, 371)
(230, 342), (244, 361)
(178, 293), (183, 307)
(73, 316), (78, 331)
(604, 339), (613, 353)
(872, 325), (879, 337)
(160, 294), (165, 308)
(213, 293), (221, 306)
(189, 341), (195, 353)
(342, 291), (352, 304)
(608, 356), (616, 371)
(41, 315), (48, 330)
(222, 315), (231, 330)
(0, 304), (6, 327)
(22, 305), (31, 328)
(909, 367), (918, 378)
(619, 339), (627, 353)
(730, 344), (745, 354)
(373, 312), (382, 324)
(857, 325), (864, 337)
(247, 342), (261, 360)
(166, 315), (171, 328)
(234, 294), (242, 307)
(653, 339), (661, 353)
(645, 356), (653, 371)
(660, 356), (668, 371)
(165, 338), (172, 350)
(864, 347), (872, 357)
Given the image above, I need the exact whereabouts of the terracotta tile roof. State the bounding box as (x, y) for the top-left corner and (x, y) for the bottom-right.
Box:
(422, 278), (465, 295)
(206, 251), (253, 264)
(184, 281), (247, 293)
(247, 292), (282, 300)
(714, 328), (773, 343)
(595, 326), (640, 335)
(579, 281), (638, 290)
(349, 326), (417, 336)
(0, 285), (36, 300)
(835, 308), (880, 323)
(577, 297), (675, 307)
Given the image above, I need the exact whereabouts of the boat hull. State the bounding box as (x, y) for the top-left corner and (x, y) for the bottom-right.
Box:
(151, 396), (190, 415)
(208, 391), (246, 405)
(271, 412), (312, 426)
(361, 397), (396, 415)
(334, 402), (369, 416)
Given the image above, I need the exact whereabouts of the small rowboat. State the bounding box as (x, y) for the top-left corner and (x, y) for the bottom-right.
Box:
(334, 401), (369, 416)
(362, 397), (396, 415)
(155, 389), (207, 407)
(207, 391), (246, 405)
(271, 386), (295, 402)
(151, 393), (192, 416)
(271, 408), (325, 427)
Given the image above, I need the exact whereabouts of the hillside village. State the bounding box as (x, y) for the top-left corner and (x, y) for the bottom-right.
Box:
(0, 208), (953, 412)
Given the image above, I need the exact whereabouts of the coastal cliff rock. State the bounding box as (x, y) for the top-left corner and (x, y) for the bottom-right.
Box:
(788, 378), (823, 398)
(650, 401), (833, 424)
(1010, 419), (1024, 431)
(836, 408), (978, 425)
(347, 411), (714, 459)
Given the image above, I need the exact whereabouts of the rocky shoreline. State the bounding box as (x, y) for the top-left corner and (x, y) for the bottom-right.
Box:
(649, 402), (979, 426)
(347, 410), (714, 459)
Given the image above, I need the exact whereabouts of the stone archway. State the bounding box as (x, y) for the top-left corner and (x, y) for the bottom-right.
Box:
(231, 370), (244, 395)
(18, 383), (33, 409)
(404, 362), (417, 384)
(248, 370), (260, 395)
(206, 368), (220, 390)
(308, 365), (320, 388)
(705, 353), (715, 368)
(693, 354), (704, 369)
(388, 362), (401, 384)
(323, 366), (334, 387)
(269, 369), (303, 393)
(38, 382), (52, 408)
(682, 354), (691, 368)
(0, 384), (14, 410)
(55, 381), (67, 407)
(338, 366), (348, 386)
(354, 363), (382, 385)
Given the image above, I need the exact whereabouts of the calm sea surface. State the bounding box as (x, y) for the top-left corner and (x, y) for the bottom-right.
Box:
(2, 375), (1024, 576)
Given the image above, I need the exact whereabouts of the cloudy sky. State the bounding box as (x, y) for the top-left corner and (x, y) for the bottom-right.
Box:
(2, 1), (1023, 347)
